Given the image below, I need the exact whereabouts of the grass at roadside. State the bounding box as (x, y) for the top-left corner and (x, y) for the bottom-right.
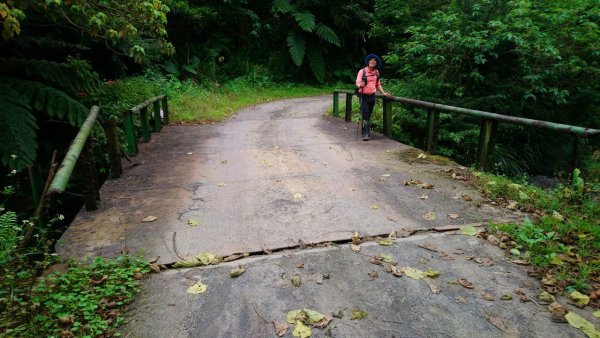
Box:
(169, 80), (336, 123)
(470, 170), (599, 295)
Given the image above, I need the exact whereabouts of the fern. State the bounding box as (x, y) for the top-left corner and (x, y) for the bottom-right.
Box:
(0, 77), (90, 169)
(287, 31), (306, 66)
(307, 47), (325, 83)
(293, 11), (316, 32)
(272, 0), (294, 14)
(0, 58), (101, 94)
(0, 211), (19, 265)
(315, 23), (341, 46)
(0, 85), (38, 170)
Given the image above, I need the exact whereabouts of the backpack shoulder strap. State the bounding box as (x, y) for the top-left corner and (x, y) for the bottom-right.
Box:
(362, 67), (367, 83)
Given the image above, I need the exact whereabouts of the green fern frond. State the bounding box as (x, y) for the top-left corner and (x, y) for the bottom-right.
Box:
(315, 23), (341, 46)
(0, 58), (101, 94)
(272, 0), (294, 14)
(6, 77), (88, 127)
(287, 31), (306, 66)
(307, 47), (325, 83)
(0, 85), (38, 169)
(293, 11), (316, 32)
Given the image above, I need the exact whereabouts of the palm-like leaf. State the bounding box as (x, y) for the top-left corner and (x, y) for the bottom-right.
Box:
(0, 85), (38, 169)
(293, 11), (316, 32)
(272, 0), (294, 14)
(315, 23), (341, 46)
(307, 47), (325, 83)
(287, 31), (306, 66)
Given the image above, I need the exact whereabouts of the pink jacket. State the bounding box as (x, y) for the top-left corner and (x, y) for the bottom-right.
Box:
(356, 67), (380, 95)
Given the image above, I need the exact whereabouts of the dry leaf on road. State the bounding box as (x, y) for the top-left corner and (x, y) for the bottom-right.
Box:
(462, 194), (472, 201)
(142, 216), (157, 222)
(422, 212), (436, 221)
(229, 265), (246, 278)
(368, 271), (379, 278)
(350, 244), (361, 252)
(482, 293), (495, 301)
(448, 213), (460, 220)
(273, 321), (288, 337)
(292, 274), (301, 287)
(187, 280), (207, 294)
(458, 278), (474, 289)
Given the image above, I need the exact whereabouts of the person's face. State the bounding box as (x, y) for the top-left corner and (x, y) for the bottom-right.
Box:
(368, 58), (377, 67)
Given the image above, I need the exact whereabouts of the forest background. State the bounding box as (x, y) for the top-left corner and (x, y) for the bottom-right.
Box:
(0, 1), (599, 335)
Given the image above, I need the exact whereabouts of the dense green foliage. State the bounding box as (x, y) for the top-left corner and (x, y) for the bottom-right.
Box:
(473, 170), (599, 292)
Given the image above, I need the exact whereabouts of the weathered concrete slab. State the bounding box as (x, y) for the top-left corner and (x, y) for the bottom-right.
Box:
(121, 233), (585, 337)
(57, 96), (517, 263)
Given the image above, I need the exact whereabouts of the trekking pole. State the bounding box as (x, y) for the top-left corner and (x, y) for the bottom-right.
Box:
(356, 89), (363, 141)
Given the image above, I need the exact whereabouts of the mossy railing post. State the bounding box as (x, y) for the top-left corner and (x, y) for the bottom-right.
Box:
(123, 109), (138, 156)
(162, 95), (170, 125)
(383, 98), (393, 137)
(140, 106), (151, 142)
(153, 99), (162, 132)
(426, 109), (440, 154)
(333, 91), (339, 117)
(345, 93), (353, 122)
(477, 119), (498, 170)
(78, 141), (99, 211)
(103, 120), (122, 178)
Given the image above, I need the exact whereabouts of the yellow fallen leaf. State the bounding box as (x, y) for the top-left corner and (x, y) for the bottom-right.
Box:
(419, 194), (429, 200)
(292, 320), (311, 338)
(538, 291), (556, 303)
(569, 291), (590, 306)
(187, 280), (207, 294)
(218, 182), (226, 187)
(565, 312), (600, 338)
(142, 216), (158, 222)
(370, 204), (378, 210)
(303, 309), (324, 324)
(506, 201), (518, 210)
(173, 252), (222, 268)
(422, 212), (436, 221)
(293, 193), (303, 200)
(379, 254), (393, 263)
(460, 226), (478, 236)
(552, 211), (565, 222)
(424, 268), (440, 278)
(417, 153), (427, 159)
(187, 219), (201, 226)
(378, 239), (393, 246)
(351, 309), (367, 320)
(292, 274), (301, 287)
(593, 310), (600, 318)
(402, 267), (425, 279)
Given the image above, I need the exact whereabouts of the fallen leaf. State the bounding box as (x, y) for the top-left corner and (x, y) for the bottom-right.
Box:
(482, 293), (495, 301)
(403, 267), (425, 279)
(187, 219), (201, 226)
(565, 312), (600, 338)
(173, 252), (222, 268)
(458, 278), (474, 289)
(229, 265), (246, 278)
(218, 182), (226, 187)
(368, 271), (379, 278)
(500, 293), (513, 301)
(552, 211), (564, 222)
(514, 289), (530, 303)
(221, 159), (228, 164)
(424, 279), (441, 294)
(332, 310), (344, 319)
(315, 274), (324, 284)
(187, 280), (207, 294)
(387, 264), (403, 277)
(293, 193), (304, 200)
(485, 315), (510, 333)
(538, 291), (556, 303)
(511, 259), (530, 265)
(424, 268), (440, 278)
(292, 274), (301, 287)
(388, 230), (398, 239)
(142, 216), (157, 222)
(417, 153), (428, 159)
(186, 152), (193, 155)
(474, 257), (494, 266)
(273, 321), (289, 337)
(313, 315), (332, 329)
(378, 239), (393, 246)
(422, 212), (436, 221)
(404, 179), (422, 186)
(379, 254), (393, 263)
(448, 213), (460, 220)
(462, 194), (473, 201)
(223, 253), (244, 262)
(89, 275), (108, 285)
(419, 183), (435, 189)
(351, 309), (367, 320)
(460, 226), (478, 236)
(351, 231), (361, 244)
(370, 204), (379, 210)
(548, 302), (567, 322)
(350, 244), (361, 253)
(419, 194), (429, 200)
(456, 296), (466, 303)
(387, 216), (399, 222)
(593, 310), (600, 318)
(296, 263), (305, 269)
(292, 320), (311, 338)
(369, 257), (383, 265)
(569, 291), (590, 307)
(506, 201), (518, 210)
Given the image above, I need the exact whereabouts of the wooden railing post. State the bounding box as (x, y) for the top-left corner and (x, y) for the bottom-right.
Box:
(426, 109), (440, 153)
(345, 93), (353, 122)
(333, 91), (339, 117)
(104, 120), (122, 178)
(383, 98), (393, 137)
(162, 96), (170, 125)
(477, 119), (498, 170)
(153, 99), (162, 132)
(123, 109), (138, 156)
(140, 106), (151, 142)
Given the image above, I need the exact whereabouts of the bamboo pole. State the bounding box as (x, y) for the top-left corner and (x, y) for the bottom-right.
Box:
(48, 106), (100, 194)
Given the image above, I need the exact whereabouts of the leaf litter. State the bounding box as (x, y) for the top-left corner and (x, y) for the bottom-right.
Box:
(173, 252), (222, 268)
(285, 309), (333, 338)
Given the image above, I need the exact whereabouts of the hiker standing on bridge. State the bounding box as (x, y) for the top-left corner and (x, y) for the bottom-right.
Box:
(356, 54), (390, 141)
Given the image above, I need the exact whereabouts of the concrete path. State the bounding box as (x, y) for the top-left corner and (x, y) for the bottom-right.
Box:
(57, 95), (590, 337)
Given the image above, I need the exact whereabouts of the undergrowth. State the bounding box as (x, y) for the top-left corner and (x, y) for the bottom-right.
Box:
(472, 170), (600, 294)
